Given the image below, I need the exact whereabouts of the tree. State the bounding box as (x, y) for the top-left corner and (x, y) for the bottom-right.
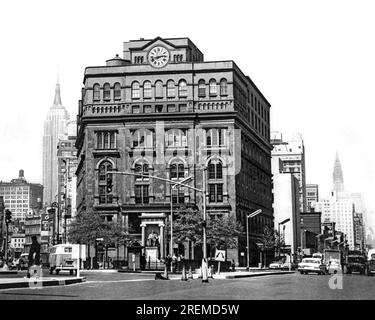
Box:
(207, 215), (243, 249)
(260, 226), (283, 267)
(67, 211), (129, 269)
(166, 206), (243, 258)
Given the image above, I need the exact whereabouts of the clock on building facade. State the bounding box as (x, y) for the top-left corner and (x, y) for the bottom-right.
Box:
(147, 46), (170, 68)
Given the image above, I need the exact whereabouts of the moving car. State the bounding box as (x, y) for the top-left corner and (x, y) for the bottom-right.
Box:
(344, 254), (366, 274)
(49, 244), (86, 275)
(298, 257), (326, 275)
(324, 249), (342, 274)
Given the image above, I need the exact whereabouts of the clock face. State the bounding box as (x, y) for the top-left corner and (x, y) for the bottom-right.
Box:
(148, 46), (170, 68)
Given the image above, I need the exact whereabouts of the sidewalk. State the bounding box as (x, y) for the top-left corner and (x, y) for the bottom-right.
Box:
(0, 276), (85, 290)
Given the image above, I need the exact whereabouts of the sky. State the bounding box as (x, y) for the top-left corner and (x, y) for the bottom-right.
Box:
(0, 0), (374, 228)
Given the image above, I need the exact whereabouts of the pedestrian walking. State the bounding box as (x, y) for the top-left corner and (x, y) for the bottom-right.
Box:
(230, 259), (235, 272)
(27, 235), (41, 278)
(172, 253), (177, 273)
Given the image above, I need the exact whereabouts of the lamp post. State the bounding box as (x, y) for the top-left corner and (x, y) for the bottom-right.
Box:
(246, 209), (262, 270)
(277, 218), (290, 258)
(170, 176), (192, 271)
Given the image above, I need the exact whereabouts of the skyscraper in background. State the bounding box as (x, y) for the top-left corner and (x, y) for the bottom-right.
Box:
(333, 151), (344, 193)
(42, 78), (70, 205)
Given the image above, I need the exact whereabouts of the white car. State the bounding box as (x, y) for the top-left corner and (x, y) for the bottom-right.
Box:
(269, 261), (284, 269)
(298, 258), (326, 275)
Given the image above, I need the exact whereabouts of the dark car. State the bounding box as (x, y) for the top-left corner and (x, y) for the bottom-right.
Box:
(366, 258), (375, 276)
(344, 255), (366, 274)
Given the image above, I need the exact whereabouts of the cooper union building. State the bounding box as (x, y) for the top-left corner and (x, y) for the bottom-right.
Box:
(75, 37), (273, 267)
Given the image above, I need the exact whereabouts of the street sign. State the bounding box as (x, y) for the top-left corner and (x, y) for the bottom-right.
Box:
(215, 249), (226, 262)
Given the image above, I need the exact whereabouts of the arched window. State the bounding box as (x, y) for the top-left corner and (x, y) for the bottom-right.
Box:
(208, 159), (223, 180)
(178, 80), (187, 97)
(135, 162), (149, 181)
(207, 159), (223, 203)
(170, 162), (185, 179)
(98, 161), (113, 204)
(167, 80), (175, 97)
(198, 79), (206, 97)
(220, 78), (228, 96)
(209, 79), (217, 96)
(93, 83), (100, 101)
(155, 80), (163, 98)
(103, 83), (111, 100)
(114, 83), (121, 100)
(165, 129), (187, 147)
(132, 129), (153, 148)
(132, 81), (140, 99)
(143, 81), (152, 99)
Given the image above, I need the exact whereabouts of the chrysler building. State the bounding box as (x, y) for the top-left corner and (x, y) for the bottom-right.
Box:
(333, 151), (344, 193)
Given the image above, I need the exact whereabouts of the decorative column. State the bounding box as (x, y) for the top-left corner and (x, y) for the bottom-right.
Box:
(141, 223), (146, 248)
(159, 223), (164, 259)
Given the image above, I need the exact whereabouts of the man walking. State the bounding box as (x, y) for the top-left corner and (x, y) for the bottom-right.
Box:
(27, 236), (41, 278)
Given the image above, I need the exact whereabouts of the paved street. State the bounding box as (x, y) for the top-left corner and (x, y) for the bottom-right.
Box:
(0, 272), (374, 300)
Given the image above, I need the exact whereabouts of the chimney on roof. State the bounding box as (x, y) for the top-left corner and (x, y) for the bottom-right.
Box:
(19, 169), (24, 178)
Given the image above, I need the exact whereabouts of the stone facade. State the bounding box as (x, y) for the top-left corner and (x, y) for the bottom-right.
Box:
(75, 37), (273, 266)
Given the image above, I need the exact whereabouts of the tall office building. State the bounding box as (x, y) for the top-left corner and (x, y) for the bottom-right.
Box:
(0, 170), (43, 221)
(57, 120), (78, 244)
(314, 192), (355, 250)
(75, 37), (274, 267)
(42, 79), (70, 205)
(306, 184), (319, 212)
(271, 132), (307, 212)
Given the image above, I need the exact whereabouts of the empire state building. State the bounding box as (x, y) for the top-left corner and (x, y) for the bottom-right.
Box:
(42, 79), (70, 204)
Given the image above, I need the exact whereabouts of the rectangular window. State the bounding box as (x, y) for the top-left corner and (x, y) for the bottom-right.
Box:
(144, 105), (152, 113)
(156, 105), (163, 113)
(172, 191), (185, 204)
(135, 185), (149, 204)
(167, 104), (176, 112)
(179, 104), (187, 112)
(208, 184), (223, 203)
(207, 129), (226, 147)
(96, 132), (116, 150)
(132, 105), (140, 113)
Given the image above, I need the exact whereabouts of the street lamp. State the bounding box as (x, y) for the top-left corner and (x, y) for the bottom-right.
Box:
(170, 175), (192, 269)
(246, 209), (262, 270)
(278, 218), (290, 257)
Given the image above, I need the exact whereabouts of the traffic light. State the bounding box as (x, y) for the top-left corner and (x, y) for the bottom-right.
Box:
(106, 175), (113, 193)
(5, 209), (12, 224)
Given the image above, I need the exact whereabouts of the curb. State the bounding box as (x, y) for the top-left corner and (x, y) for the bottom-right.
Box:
(0, 277), (86, 290)
(0, 271), (18, 275)
(216, 271), (295, 279)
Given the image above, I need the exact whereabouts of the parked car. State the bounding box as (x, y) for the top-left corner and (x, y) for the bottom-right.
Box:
(269, 261), (284, 269)
(16, 253), (29, 270)
(281, 261), (298, 270)
(298, 258), (326, 275)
